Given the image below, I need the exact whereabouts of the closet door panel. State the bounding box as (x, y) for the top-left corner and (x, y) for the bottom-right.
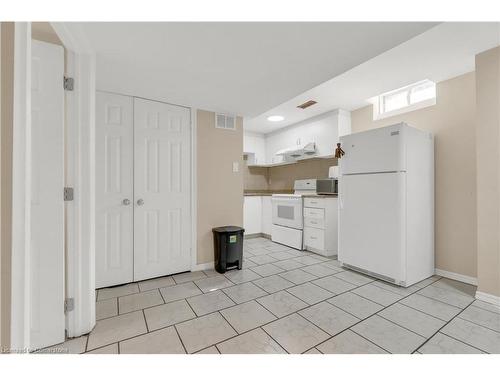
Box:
(95, 92), (134, 288)
(133, 98), (191, 281)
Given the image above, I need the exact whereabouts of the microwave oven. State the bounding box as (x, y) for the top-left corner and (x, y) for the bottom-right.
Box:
(316, 178), (338, 195)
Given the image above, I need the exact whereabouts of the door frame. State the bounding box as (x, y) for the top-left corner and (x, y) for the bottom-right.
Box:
(10, 22), (32, 351)
(190, 108), (198, 270)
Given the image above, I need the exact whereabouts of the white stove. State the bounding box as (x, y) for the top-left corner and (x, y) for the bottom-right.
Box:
(271, 179), (317, 250)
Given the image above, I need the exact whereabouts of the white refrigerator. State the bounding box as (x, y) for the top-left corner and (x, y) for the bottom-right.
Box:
(338, 123), (434, 287)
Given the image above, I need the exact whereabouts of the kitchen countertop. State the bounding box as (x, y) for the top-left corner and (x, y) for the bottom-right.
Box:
(244, 190), (337, 197)
(244, 189), (293, 196)
(302, 194), (338, 198)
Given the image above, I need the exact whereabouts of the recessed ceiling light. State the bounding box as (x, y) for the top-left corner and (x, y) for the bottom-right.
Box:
(267, 115), (284, 122)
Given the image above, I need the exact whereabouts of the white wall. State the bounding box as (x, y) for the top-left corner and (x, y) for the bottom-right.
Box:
(265, 109), (351, 163)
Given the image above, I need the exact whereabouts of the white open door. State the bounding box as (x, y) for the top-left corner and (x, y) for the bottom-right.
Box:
(30, 40), (65, 349)
(133, 98), (191, 281)
(95, 92), (134, 288)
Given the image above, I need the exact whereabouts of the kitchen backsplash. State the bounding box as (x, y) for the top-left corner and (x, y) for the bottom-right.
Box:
(243, 157), (337, 191)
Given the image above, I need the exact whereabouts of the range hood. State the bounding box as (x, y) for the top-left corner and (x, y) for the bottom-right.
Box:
(275, 142), (316, 160)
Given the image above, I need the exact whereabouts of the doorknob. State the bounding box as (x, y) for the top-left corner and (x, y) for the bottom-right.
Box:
(137, 199), (144, 206)
(122, 198), (131, 206)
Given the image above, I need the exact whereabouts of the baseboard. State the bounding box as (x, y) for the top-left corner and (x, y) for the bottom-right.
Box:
(434, 268), (478, 286)
(191, 262), (214, 272)
(475, 291), (500, 307)
(244, 233), (271, 240)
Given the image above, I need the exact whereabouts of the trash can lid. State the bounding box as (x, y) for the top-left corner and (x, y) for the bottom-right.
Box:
(212, 226), (245, 233)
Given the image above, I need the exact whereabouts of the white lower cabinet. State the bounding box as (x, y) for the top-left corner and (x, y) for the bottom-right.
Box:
(303, 197), (338, 257)
(261, 196), (272, 236)
(244, 196), (262, 235)
(243, 195), (272, 236)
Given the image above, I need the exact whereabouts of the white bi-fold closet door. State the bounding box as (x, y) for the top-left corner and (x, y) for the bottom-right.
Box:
(96, 92), (192, 288)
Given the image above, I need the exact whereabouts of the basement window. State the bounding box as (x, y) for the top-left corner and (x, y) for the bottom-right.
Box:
(372, 80), (436, 120)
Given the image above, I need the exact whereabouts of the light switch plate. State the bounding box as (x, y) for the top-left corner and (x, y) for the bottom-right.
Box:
(232, 162), (239, 172)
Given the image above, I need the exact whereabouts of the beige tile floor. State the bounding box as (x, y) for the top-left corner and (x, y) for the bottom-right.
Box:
(42, 237), (500, 354)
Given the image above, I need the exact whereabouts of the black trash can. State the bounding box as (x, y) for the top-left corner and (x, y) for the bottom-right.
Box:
(212, 226), (245, 273)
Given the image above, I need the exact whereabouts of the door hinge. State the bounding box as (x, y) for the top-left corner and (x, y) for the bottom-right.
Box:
(64, 298), (74, 314)
(64, 77), (74, 91)
(64, 187), (74, 201)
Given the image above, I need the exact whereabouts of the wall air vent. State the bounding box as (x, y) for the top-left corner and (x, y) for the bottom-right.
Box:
(297, 100), (317, 109)
(215, 113), (236, 130)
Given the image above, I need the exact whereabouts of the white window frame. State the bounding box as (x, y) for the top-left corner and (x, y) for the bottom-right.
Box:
(373, 80), (436, 121)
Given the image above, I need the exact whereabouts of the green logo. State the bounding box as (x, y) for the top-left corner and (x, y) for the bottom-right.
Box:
(229, 235), (237, 243)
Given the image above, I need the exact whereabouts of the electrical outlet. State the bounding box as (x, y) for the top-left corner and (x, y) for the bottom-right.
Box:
(232, 162), (239, 172)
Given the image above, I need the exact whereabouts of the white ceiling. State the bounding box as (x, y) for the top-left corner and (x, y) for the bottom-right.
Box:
(68, 22), (437, 117)
(247, 22), (500, 133)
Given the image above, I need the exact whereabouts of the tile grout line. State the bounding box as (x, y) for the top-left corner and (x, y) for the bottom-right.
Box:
(254, 294), (346, 353)
(142, 309), (150, 333)
(373, 314), (427, 340)
(173, 324), (189, 354)
(414, 292), (472, 310)
(186, 286), (334, 354)
(217, 311), (247, 341)
(290, 280), (407, 353)
(456, 314), (500, 334)
(308, 276), (445, 353)
(323, 294), (383, 319)
(344, 329), (390, 354)
(391, 297), (457, 323)
(97, 274), (182, 302)
(84, 334), (89, 353)
(467, 301), (500, 316)
(213, 308), (288, 354)
(377, 305), (448, 328)
(411, 299), (476, 354)
(83, 307), (196, 354)
(437, 331), (487, 353)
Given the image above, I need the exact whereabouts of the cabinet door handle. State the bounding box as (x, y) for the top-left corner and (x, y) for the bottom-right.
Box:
(122, 198), (131, 206)
(310, 236), (317, 240)
(137, 199), (144, 206)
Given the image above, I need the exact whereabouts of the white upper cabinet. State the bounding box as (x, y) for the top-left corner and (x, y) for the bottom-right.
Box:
(243, 131), (266, 165)
(244, 109), (351, 167)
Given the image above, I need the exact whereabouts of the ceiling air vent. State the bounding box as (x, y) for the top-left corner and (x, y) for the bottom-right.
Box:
(215, 113), (236, 130)
(297, 100), (317, 109)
